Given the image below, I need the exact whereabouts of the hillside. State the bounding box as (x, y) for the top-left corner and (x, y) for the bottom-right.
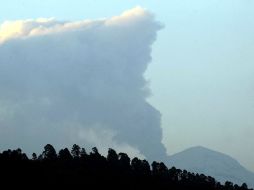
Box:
(167, 146), (254, 189)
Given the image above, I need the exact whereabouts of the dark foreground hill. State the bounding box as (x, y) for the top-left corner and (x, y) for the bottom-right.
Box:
(0, 144), (252, 189)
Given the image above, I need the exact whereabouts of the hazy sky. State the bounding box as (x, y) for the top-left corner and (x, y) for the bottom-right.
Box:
(1, 0), (254, 172)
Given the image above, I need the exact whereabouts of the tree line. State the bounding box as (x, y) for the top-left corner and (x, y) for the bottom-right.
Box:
(0, 144), (252, 189)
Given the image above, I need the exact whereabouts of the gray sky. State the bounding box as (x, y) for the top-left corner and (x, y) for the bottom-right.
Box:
(0, 0), (254, 171)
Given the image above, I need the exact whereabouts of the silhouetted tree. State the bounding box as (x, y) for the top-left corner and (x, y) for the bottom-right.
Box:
(80, 148), (87, 158)
(32, 153), (37, 160)
(118, 152), (130, 171)
(168, 167), (181, 182)
(37, 154), (43, 160)
(131, 157), (143, 175)
(71, 144), (81, 158)
(241, 183), (248, 190)
(107, 148), (118, 163)
(42, 144), (57, 160)
(91, 147), (99, 155)
(225, 181), (234, 190)
(141, 160), (151, 176)
(58, 148), (73, 161)
(8, 148), (28, 161)
(152, 161), (160, 175)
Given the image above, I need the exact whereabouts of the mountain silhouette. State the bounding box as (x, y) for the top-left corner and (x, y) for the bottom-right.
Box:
(167, 146), (254, 188)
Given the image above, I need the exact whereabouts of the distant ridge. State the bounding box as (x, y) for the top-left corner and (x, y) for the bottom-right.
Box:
(167, 146), (254, 188)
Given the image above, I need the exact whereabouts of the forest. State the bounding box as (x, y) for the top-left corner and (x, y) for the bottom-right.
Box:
(0, 144), (252, 189)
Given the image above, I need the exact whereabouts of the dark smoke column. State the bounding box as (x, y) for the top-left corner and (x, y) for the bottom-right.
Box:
(114, 102), (169, 162)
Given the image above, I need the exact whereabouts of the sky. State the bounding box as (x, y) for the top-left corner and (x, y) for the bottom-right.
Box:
(0, 0), (254, 172)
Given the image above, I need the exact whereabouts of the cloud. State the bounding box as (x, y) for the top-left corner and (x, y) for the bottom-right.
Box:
(0, 7), (167, 161)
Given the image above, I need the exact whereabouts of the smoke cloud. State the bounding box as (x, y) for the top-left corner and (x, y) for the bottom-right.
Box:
(0, 7), (167, 161)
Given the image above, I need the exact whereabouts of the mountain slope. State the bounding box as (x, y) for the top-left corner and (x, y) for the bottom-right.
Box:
(167, 146), (254, 188)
